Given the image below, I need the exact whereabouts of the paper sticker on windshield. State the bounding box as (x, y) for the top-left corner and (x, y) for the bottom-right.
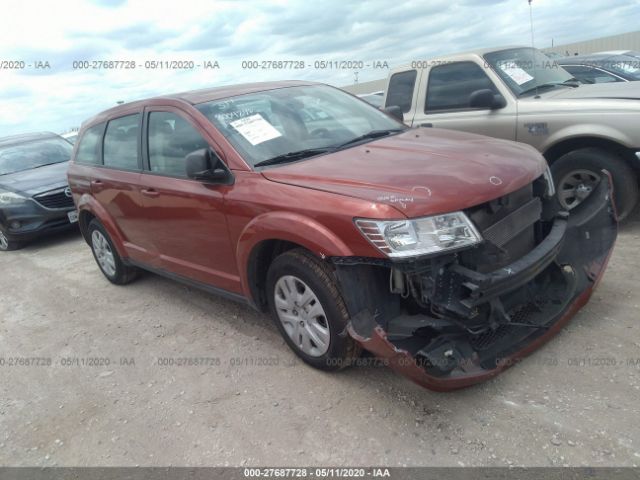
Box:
(499, 62), (534, 85)
(230, 114), (282, 145)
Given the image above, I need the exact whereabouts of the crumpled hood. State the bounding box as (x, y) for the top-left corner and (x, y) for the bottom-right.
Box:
(261, 129), (547, 217)
(0, 161), (69, 196)
(540, 81), (640, 100)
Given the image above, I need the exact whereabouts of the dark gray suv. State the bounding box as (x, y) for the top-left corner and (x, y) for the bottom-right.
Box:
(0, 132), (77, 250)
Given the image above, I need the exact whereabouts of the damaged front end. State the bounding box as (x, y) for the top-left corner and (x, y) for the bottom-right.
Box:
(334, 172), (617, 391)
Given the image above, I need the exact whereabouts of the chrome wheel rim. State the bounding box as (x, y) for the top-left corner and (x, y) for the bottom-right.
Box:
(274, 275), (330, 357)
(91, 230), (116, 277)
(0, 231), (8, 250)
(557, 169), (600, 210)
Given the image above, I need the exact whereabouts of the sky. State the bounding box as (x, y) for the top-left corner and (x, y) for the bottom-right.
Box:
(0, 0), (639, 136)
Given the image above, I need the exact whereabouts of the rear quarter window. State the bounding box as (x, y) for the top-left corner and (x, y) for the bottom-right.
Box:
(74, 123), (105, 165)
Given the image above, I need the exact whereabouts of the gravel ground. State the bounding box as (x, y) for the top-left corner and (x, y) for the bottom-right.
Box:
(1, 210), (639, 467)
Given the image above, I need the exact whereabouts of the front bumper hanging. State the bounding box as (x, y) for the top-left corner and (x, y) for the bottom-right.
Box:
(336, 174), (617, 391)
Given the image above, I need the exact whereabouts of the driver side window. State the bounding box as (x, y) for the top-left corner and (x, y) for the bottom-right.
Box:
(148, 112), (209, 177)
(426, 62), (499, 112)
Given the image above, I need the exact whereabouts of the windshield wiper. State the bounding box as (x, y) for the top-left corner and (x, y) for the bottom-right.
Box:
(334, 129), (405, 149)
(519, 80), (580, 96)
(254, 148), (333, 168)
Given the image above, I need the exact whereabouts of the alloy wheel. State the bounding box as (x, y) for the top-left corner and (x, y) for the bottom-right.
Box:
(91, 230), (116, 277)
(557, 169), (600, 210)
(0, 230), (8, 250)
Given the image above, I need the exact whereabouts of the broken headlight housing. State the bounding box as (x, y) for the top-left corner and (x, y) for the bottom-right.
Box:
(355, 212), (483, 259)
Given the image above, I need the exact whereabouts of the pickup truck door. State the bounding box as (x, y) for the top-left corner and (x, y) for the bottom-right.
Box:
(383, 68), (424, 126)
(410, 61), (517, 140)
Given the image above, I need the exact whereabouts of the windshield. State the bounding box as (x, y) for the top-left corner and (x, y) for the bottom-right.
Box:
(0, 137), (72, 175)
(196, 85), (404, 168)
(484, 47), (575, 96)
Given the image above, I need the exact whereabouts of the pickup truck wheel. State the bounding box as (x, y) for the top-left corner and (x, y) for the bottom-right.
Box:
(88, 220), (139, 285)
(551, 148), (638, 220)
(266, 249), (360, 371)
(0, 229), (23, 251)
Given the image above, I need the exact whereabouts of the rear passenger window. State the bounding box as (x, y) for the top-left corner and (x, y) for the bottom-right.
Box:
(385, 70), (417, 113)
(103, 114), (141, 170)
(75, 124), (104, 165)
(426, 62), (499, 112)
(148, 112), (209, 177)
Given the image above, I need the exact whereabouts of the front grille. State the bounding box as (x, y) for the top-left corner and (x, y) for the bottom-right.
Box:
(481, 197), (541, 248)
(33, 188), (74, 209)
(461, 183), (539, 272)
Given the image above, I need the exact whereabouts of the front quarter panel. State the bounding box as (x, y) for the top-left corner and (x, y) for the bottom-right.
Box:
(516, 99), (640, 151)
(227, 171), (400, 299)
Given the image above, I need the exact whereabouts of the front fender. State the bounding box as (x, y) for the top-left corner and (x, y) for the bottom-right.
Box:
(236, 211), (354, 298)
(540, 123), (636, 153)
(76, 194), (127, 258)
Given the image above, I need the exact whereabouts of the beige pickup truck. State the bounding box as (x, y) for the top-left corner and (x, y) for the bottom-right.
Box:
(382, 46), (640, 219)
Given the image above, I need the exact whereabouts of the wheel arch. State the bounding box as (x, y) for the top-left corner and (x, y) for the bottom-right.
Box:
(237, 211), (354, 311)
(543, 136), (639, 173)
(78, 209), (96, 244)
(76, 194), (127, 257)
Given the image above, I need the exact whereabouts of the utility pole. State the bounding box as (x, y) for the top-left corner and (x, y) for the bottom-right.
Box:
(528, 0), (535, 48)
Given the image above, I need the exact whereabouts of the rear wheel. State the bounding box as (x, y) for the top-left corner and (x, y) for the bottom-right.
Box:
(0, 229), (23, 251)
(88, 220), (139, 284)
(266, 249), (360, 371)
(551, 148), (638, 220)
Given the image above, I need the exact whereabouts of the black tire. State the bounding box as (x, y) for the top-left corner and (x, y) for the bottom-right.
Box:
(87, 219), (139, 285)
(266, 248), (360, 371)
(0, 228), (23, 251)
(551, 148), (639, 220)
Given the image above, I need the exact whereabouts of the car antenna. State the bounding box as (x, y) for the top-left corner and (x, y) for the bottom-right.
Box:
(528, 0), (539, 97)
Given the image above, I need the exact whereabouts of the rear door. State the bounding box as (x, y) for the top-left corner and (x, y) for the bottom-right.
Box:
(412, 61), (517, 140)
(137, 107), (240, 293)
(89, 113), (155, 262)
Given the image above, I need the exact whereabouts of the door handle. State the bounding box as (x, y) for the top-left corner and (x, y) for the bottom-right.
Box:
(91, 179), (103, 185)
(419, 123), (433, 128)
(141, 188), (159, 198)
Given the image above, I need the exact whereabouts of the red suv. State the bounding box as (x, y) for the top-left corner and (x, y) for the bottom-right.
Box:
(68, 81), (617, 391)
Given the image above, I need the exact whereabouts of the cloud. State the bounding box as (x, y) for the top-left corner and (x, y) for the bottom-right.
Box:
(87, 0), (127, 7)
(0, 0), (639, 135)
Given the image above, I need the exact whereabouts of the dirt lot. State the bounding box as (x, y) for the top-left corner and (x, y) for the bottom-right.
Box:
(1, 211), (639, 467)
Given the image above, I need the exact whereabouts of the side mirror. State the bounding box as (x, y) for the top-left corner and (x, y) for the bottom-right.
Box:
(383, 105), (404, 123)
(185, 149), (233, 184)
(469, 89), (506, 110)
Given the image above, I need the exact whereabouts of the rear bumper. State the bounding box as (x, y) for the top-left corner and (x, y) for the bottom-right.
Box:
(341, 175), (617, 391)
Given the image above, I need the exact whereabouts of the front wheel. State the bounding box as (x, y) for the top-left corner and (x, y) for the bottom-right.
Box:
(551, 148), (638, 220)
(0, 228), (23, 251)
(266, 249), (360, 371)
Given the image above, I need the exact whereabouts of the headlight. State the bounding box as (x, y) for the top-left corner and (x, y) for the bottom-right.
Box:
(542, 165), (555, 197)
(0, 190), (28, 206)
(355, 211), (483, 258)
